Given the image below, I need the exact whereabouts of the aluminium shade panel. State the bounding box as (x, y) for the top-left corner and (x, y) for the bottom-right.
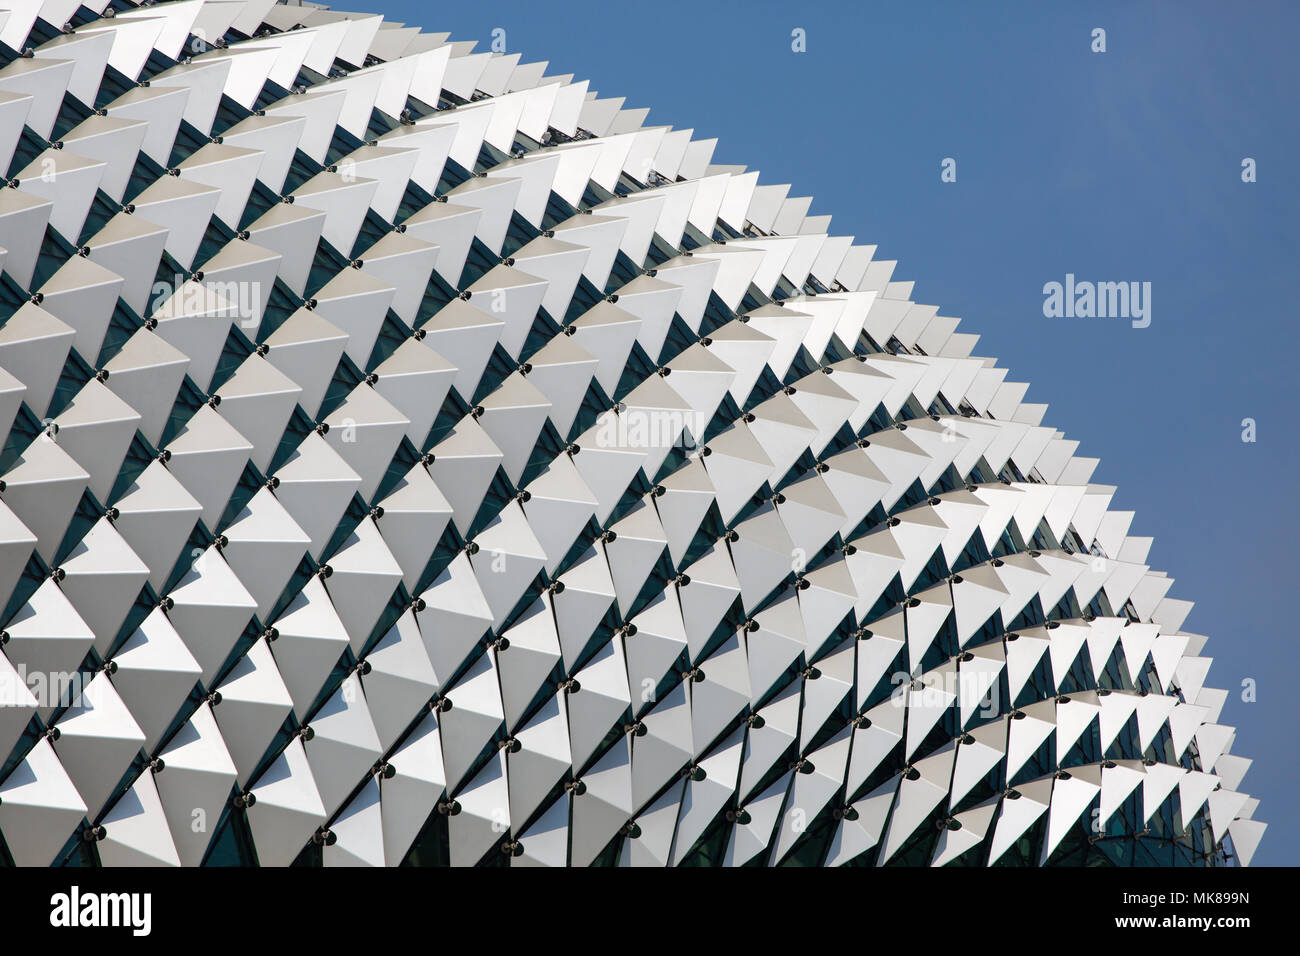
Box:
(0, 0), (1263, 869)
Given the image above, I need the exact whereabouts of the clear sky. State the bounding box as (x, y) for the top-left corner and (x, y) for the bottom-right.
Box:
(344, 0), (1299, 865)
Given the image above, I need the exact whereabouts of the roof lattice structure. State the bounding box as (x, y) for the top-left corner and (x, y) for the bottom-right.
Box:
(0, 0), (1264, 868)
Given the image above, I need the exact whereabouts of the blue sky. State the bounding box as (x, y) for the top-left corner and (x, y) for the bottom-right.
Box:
(349, 0), (1298, 864)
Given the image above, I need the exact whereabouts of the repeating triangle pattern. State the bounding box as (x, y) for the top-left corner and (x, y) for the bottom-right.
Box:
(0, 0), (1264, 868)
